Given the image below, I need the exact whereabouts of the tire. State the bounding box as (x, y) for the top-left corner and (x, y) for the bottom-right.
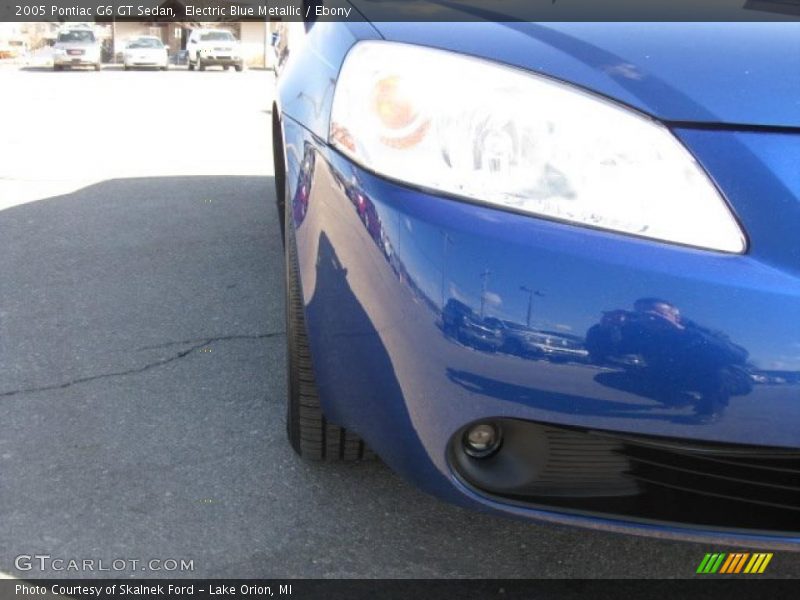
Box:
(234, 63), (243, 72)
(284, 204), (371, 461)
(198, 59), (205, 72)
(124, 65), (130, 71)
(94, 63), (101, 71)
(188, 60), (195, 71)
(503, 338), (524, 357)
(53, 65), (62, 71)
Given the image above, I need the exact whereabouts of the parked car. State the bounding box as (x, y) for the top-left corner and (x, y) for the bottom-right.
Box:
(53, 28), (101, 71)
(186, 29), (243, 72)
(501, 323), (589, 363)
(442, 300), (505, 352)
(123, 36), (168, 71)
(272, 20), (800, 549)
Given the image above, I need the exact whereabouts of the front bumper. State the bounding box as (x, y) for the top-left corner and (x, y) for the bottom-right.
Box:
(282, 114), (800, 547)
(199, 54), (241, 65)
(54, 55), (99, 66)
(125, 56), (167, 67)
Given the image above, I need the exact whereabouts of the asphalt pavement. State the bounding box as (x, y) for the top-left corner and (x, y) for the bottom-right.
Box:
(0, 66), (797, 579)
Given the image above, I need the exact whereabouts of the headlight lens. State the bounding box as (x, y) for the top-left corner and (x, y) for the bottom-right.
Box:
(330, 42), (745, 253)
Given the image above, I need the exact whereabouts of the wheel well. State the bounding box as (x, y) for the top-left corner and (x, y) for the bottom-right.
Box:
(272, 103), (287, 244)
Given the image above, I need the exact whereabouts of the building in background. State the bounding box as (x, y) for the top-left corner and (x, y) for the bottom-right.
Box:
(0, 23), (29, 59)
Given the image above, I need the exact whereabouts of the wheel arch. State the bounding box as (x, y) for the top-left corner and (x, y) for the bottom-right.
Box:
(272, 103), (287, 245)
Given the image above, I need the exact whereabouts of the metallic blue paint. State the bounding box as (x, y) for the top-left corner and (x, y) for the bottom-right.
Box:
(276, 22), (800, 547)
(276, 22), (379, 140)
(373, 22), (800, 128)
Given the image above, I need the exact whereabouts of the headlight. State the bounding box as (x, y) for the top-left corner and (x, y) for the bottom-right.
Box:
(330, 42), (745, 253)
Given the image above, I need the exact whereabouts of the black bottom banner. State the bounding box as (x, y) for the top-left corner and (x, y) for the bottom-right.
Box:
(2, 579), (795, 600)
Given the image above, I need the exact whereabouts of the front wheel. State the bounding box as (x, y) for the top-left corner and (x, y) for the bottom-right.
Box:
(234, 63), (243, 72)
(198, 59), (205, 71)
(284, 205), (371, 461)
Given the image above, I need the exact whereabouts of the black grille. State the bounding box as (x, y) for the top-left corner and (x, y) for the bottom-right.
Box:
(451, 420), (800, 535)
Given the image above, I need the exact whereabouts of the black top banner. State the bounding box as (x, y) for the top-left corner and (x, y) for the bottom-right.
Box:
(3, 0), (800, 22)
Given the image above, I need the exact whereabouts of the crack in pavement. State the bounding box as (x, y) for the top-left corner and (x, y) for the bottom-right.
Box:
(134, 333), (284, 352)
(0, 331), (286, 399)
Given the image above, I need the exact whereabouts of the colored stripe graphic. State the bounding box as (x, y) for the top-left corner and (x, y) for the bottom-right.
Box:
(734, 553), (750, 573)
(721, 553), (749, 574)
(719, 554), (735, 573)
(759, 554), (773, 573)
(697, 553), (726, 573)
(696, 554), (713, 573)
(744, 554), (761, 573)
(711, 554), (726, 573)
(699, 553), (774, 574)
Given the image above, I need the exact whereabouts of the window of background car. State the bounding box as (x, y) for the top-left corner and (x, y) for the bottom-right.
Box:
(57, 31), (95, 43)
(129, 39), (163, 49)
(200, 32), (235, 42)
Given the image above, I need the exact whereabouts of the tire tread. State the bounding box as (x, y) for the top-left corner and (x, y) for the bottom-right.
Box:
(284, 208), (371, 461)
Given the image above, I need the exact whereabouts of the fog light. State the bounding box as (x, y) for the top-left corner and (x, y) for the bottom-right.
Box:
(463, 422), (502, 458)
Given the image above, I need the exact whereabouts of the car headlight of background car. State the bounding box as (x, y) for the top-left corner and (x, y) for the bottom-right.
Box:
(330, 42), (746, 253)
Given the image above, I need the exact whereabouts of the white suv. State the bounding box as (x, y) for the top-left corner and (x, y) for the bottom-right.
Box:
(53, 28), (101, 71)
(187, 29), (243, 72)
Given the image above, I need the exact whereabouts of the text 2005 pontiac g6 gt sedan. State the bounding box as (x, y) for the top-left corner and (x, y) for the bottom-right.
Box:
(271, 20), (800, 549)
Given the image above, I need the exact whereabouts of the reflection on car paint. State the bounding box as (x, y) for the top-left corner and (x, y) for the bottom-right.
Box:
(315, 151), (799, 429)
(586, 298), (752, 422)
(291, 143), (315, 227)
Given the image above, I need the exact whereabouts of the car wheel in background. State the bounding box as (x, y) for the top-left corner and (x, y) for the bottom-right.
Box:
(234, 63), (243, 72)
(94, 63), (101, 71)
(53, 65), (62, 71)
(188, 60), (195, 71)
(198, 59), (205, 71)
(284, 202), (372, 462)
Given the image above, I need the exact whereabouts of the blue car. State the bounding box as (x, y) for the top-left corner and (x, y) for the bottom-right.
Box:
(272, 21), (800, 549)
